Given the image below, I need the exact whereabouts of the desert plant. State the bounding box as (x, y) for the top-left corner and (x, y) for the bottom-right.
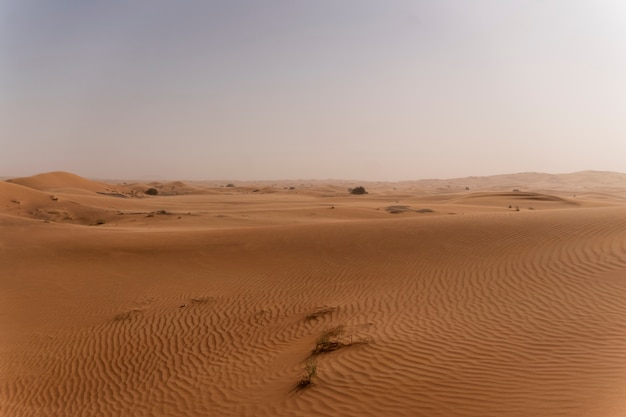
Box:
(145, 188), (159, 195)
(349, 186), (368, 195)
(305, 360), (317, 378)
(305, 307), (337, 322)
(313, 325), (345, 355)
(295, 359), (318, 390)
(226, 183), (235, 188)
(294, 324), (370, 392)
(113, 309), (141, 321)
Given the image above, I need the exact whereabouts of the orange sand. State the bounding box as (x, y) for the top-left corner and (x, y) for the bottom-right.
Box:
(1, 171), (626, 417)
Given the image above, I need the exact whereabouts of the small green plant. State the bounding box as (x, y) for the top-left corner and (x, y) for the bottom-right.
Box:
(295, 359), (318, 391)
(313, 325), (345, 355)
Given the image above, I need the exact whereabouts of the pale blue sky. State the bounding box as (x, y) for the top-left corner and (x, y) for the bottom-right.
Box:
(2, 1), (625, 180)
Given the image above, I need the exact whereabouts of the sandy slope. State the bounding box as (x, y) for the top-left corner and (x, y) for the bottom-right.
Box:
(1, 171), (626, 417)
(7, 171), (116, 194)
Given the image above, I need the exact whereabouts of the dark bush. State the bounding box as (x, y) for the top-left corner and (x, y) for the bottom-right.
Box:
(349, 186), (368, 195)
(145, 188), (159, 195)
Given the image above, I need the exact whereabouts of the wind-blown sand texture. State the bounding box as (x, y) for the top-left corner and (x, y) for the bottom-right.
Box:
(2, 171), (626, 417)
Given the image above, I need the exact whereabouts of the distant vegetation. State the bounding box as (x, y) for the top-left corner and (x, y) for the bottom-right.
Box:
(145, 188), (159, 195)
(349, 186), (368, 195)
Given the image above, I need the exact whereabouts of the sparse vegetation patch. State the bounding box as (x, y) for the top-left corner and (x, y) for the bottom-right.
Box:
(305, 307), (337, 322)
(349, 186), (368, 195)
(386, 206), (434, 214)
(313, 325), (346, 355)
(294, 323), (370, 392)
(113, 309), (141, 321)
(295, 359), (318, 391)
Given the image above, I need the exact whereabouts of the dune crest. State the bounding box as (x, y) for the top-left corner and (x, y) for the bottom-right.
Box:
(8, 171), (113, 193)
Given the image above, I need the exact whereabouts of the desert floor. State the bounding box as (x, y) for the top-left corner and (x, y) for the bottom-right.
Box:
(1, 171), (626, 417)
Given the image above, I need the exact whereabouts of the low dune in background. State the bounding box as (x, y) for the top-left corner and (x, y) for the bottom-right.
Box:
(1, 171), (626, 417)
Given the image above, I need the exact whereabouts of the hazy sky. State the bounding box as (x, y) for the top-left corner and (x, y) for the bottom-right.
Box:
(2, 1), (625, 180)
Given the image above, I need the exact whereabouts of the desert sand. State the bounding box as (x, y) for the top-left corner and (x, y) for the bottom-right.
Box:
(1, 170), (626, 417)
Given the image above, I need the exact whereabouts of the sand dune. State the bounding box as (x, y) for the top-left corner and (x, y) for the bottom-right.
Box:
(449, 191), (580, 209)
(7, 171), (115, 194)
(1, 171), (626, 417)
(405, 170), (626, 193)
(0, 179), (117, 225)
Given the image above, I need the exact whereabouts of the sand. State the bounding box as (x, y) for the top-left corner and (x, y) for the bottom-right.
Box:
(1, 171), (626, 417)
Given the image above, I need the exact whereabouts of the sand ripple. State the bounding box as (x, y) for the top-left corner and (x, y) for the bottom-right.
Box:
(2, 207), (626, 416)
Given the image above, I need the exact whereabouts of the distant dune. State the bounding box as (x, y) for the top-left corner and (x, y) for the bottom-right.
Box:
(403, 170), (626, 194)
(1, 170), (626, 417)
(7, 171), (113, 193)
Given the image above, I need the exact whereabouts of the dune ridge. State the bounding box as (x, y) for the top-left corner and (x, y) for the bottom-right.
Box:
(7, 171), (114, 193)
(1, 171), (626, 416)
